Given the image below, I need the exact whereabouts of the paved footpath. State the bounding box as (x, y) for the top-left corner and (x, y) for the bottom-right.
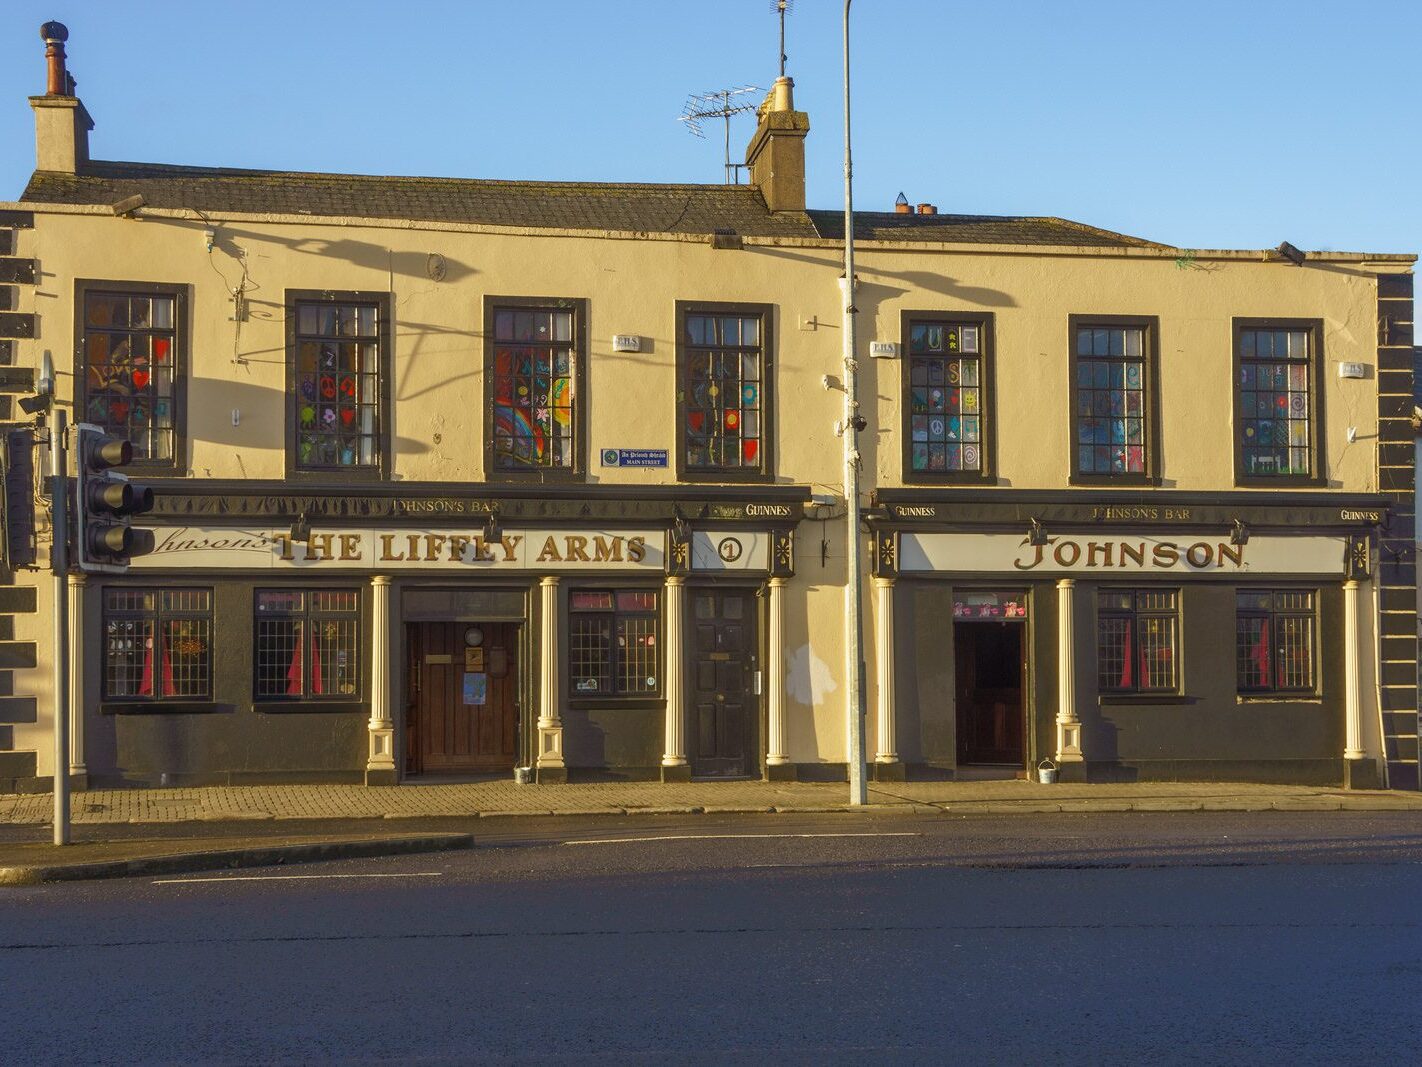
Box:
(2, 779), (1420, 824)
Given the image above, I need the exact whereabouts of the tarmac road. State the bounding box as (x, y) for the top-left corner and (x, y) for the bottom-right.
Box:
(2, 811), (1420, 1065)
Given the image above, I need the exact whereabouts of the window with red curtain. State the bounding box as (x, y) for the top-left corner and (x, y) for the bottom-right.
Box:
(1097, 589), (1179, 694)
(254, 590), (361, 700)
(1236, 589), (1316, 693)
(103, 588), (212, 701)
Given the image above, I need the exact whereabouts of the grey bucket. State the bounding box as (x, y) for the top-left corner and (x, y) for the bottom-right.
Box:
(1036, 759), (1058, 785)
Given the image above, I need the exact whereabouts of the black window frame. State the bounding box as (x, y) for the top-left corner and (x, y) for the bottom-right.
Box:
(1095, 587), (1181, 696)
(1235, 587), (1319, 696)
(284, 289), (392, 482)
(74, 279), (189, 475)
(675, 301), (775, 483)
(101, 586), (215, 704)
(566, 586), (663, 700)
(252, 588), (364, 704)
(1232, 317), (1326, 487)
(1068, 314), (1162, 486)
(482, 295), (589, 482)
(900, 309), (997, 484)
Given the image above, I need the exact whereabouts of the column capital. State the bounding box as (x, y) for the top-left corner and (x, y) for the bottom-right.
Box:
(540, 575), (561, 589)
(66, 571), (88, 588)
(1342, 578), (1359, 591)
(1056, 577), (1075, 590)
(371, 574), (393, 588)
(768, 575), (788, 589)
(665, 574), (686, 587)
(871, 575), (896, 590)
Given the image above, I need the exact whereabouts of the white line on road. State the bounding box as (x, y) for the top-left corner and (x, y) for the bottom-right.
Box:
(563, 832), (921, 846)
(153, 872), (444, 884)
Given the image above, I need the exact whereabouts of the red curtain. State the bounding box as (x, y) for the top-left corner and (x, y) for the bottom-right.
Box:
(138, 635), (154, 697)
(285, 627), (303, 696)
(311, 629), (324, 695)
(1251, 619), (1271, 685)
(1118, 621), (1134, 688)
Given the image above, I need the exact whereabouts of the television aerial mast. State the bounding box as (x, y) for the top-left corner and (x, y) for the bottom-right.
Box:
(774, 0), (794, 78)
(678, 86), (761, 184)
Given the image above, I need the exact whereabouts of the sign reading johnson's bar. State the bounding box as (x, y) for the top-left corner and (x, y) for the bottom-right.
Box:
(130, 528), (666, 571)
(900, 533), (1348, 576)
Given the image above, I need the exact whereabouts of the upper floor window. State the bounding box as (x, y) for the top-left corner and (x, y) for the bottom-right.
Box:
(485, 298), (586, 478)
(676, 302), (773, 481)
(254, 589), (361, 701)
(77, 282), (185, 470)
(102, 588), (212, 702)
(287, 291), (389, 478)
(568, 589), (660, 696)
(902, 312), (994, 482)
(1234, 319), (1323, 484)
(1070, 316), (1160, 484)
(1236, 589), (1316, 694)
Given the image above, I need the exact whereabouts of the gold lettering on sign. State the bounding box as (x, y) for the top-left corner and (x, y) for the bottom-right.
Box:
(1053, 541), (1081, 567)
(537, 536), (563, 563)
(447, 535), (471, 562)
(379, 534), (403, 561)
(627, 536), (647, 563)
(500, 536), (522, 562)
(593, 536), (623, 562)
(1217, 543), (1244, 568)
(1119, 542), (1146, 567)
(564, 535), (591, 562)
(1086, 542), (1113, 568)
(1013, 536), (1247, 571)
(1013, 540), (1044, 570)
(307, 533), (334, 561)
(1152, 543), (1179, 567)
(1185, 542), (1212, 568)
(275, 533), (296, 561)
(339, 534), (361, 561)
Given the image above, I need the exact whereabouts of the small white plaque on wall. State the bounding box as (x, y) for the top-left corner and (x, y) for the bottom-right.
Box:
(869, 341), (899, 359)
(612, 334), (642, 353)
(1337, 362), (1367, 379)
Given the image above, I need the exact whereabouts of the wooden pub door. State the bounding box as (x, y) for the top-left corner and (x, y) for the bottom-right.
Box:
(953, 620), (1026, 767)
(406, 622), (518, 775)
(691, 588), (759, 778)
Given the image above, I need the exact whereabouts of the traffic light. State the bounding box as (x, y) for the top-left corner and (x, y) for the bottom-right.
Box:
(75, 422), (155, 572)
(2, 426), (37, 569)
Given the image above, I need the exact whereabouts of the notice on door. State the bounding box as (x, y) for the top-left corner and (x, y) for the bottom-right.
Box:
(463, 673), (487, 705)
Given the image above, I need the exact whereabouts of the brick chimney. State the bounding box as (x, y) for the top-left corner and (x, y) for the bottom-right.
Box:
(29, 21), (93, 174)
(745, 76), (809, 213)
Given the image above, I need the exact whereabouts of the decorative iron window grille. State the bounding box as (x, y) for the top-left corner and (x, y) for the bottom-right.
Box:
(1236, 589), (1316, 693)
(102, 588), (212, 700)
(1097, 589), (1179, 693)
(568, 589), (659, 696)
(254, 590), (361, 700)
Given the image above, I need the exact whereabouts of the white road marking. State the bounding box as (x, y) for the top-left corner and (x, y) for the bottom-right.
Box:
(563, 832), (920, 846)
(153, 872), (444, 884)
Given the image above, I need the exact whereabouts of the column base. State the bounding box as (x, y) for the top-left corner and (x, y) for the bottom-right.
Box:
(661, 763), (692, 783)
(872, 760), (906, 782)
(1343, 758), (1380, 791)
(766, 762), (797, 782)
(536, 766), (568, 785)
(365, 767), (399, 787)
(66, 771), (90, 792)
(1055, 760), (1088, 784)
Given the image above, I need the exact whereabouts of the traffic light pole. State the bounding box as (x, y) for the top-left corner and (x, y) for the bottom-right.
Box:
(49, 409), (70, 846)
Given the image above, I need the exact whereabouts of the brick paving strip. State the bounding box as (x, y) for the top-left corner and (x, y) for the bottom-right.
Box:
(1, 780), (1419, 826)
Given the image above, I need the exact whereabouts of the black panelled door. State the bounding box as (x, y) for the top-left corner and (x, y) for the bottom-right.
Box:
(691, 588), (759, 777)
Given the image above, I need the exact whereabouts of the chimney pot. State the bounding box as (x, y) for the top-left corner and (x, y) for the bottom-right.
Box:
(917, 203), (937, 216)
(894, 192), (911, 213)
(40, 20), (70, 96)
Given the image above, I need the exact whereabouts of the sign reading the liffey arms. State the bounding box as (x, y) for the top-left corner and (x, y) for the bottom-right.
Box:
(900, 533), (1348, 576)
(129, 528), (666, 571)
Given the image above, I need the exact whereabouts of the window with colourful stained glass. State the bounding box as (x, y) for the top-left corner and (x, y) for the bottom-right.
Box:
(80, 288), (180, 466)
(1236, 589), (1316, 694)
(292, 299), (382, 471)
(102, 588), (212, 702)
(906, 317), (987, 476)
(568, 589), (659, 696)
(490, 304), (578, 473)
(254, 590), (361, 701)
(1074, 324), (1149, 477)
(1097, 589), (1179, 694)
(679, 306), (769, 476)
(1236, 324), (1316, 480)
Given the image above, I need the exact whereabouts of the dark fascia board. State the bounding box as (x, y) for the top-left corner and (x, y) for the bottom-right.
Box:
(870, 487), (1395, 530)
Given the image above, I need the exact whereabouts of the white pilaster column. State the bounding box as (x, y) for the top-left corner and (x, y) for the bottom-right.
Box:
(872, 576), (899, 765)
(365, 575), (396, 780)
(1343, 579), (1364, 761)
(766, 577), (790, 767)
(1054, 578), (1084, 764)
(66, 573), (86, 779)
(536, 576), (565, 775)
(662, 576), (688, 770)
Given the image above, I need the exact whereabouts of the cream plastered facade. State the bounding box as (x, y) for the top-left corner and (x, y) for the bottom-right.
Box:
(2, 199), (1412, 782)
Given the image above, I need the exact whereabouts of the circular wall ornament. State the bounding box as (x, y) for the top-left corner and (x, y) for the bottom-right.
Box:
(464, 627), (484, 648)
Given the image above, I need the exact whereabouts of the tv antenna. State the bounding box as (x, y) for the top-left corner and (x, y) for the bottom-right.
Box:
(774, 0), (794, 78)
(678, 85), (761, 184)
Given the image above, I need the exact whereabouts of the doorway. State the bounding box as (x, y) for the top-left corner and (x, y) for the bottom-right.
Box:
(406, 621), (518, 775)
(954, 620), (1026, 767)
(690, 588), (759, 778)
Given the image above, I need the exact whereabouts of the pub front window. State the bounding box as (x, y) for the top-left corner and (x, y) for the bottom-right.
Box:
(1097, 589), (1179, 694)
(568, 589), (660, 696)
(254, 590), (361, 701)
(1236, 589), (1317, 694)
(103, 588), (213, 701)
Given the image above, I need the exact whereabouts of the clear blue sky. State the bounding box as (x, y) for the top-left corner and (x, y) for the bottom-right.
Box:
(1, 0), (1417, 254)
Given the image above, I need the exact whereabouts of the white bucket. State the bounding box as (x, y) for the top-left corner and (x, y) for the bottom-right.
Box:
(1037, 759), (1058, 785)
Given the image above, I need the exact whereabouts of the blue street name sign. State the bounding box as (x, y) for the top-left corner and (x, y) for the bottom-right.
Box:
(601, 448), (669, 468)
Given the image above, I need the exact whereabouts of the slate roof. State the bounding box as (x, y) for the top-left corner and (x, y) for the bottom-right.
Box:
(21, 159), (1163, 247)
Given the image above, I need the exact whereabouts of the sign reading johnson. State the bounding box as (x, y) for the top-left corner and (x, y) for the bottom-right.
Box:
(130, 528), (666, 571)
(900, 533), (1348, 576)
